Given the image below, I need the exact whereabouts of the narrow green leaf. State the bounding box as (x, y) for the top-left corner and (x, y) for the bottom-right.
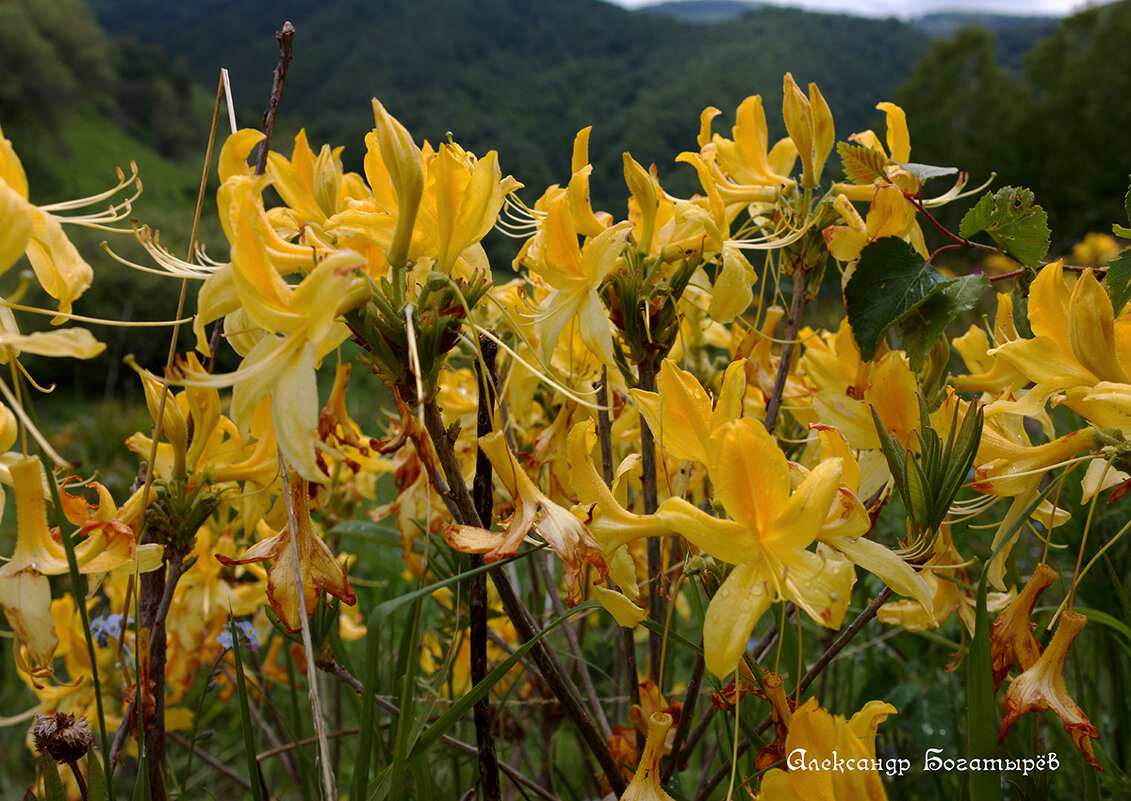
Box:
(901, 274), (989, 370)
(228, 615), (264, 801)
(130, 755), (150, 801)
(40, 756), (66, 801)
(959, 186), (1050, 267)
(389, 598), (425, 796)
(905, 459), (931, 532)
(872, 406), (911, 514)
(967, 571), (999, 801)
(845, 237), (948, 361)
(408, 601), (600, 761)
(86, 751), (110, 801)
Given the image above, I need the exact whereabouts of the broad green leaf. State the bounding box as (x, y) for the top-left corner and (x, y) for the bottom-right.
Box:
(845, 237), (948, 360)
(901, 274), (989, 370)
(1105, 249), (1131, 315)
(959, 186), (1050, 267)
(1115, 176), (1131, 238)
(837, 141), (887, 184)
(894, 161), (959, 182)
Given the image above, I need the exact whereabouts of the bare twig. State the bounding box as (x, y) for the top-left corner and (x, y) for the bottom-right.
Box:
(421, 398), (628, 796)
(254, 22), (295, 174)
(168, 731), (253, 790)
(471, 335), (502, 801)
(763, 266), (807, 434)
(637, 353), (664, 687)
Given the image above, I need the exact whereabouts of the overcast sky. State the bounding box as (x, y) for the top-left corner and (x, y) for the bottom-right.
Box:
(605, 0), (1110, 19)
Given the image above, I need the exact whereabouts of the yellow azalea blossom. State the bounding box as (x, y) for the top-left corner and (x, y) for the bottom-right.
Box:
(782, 72), (835, 189)
(809, 424), (933, 613)
(823, 186), (919, 263)
(217, 468), (356, 632)
(656, 418), (851, 678)
(0, 457), (162, 681)
(950, 292), (1028, 395)
(756, 697), (896, 801)
(1, 123), (108, 319)
(998, 610), (1102, 770)
(186, 176), (370, 482)
(697, 95), (796, 192)
(520, 194), (633, 368)
(629, 357), (746, 465)
(443, 429), (608, 606)
(990, 563), (1057, 691)
(620, 712), (676, 801)
(992, 263), (1130, 392)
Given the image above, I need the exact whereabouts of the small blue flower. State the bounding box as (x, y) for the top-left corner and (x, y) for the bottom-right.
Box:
(218, 619), (260, 653)
(89, 614), (133, 647)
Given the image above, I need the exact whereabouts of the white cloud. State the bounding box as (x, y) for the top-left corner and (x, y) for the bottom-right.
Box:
(606, 0), (1112, 19)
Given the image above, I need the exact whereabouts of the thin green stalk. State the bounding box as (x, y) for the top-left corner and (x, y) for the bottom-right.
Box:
(228, 614), (265, 801)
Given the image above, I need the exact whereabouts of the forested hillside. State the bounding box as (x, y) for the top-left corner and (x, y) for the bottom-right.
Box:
(87, 0), (929, 208)
(898, 0), (1131, 243)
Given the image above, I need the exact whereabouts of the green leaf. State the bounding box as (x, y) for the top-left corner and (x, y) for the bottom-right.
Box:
(894, 161), (959, 182)
(845, 237), (949, 361)
(40, 755), (66, 801)
(901, 274), (989, 370)
(967, 571), (1000, 801)
(1115, 176), (1131, 238)
(1105, 250), (1131, 315)
(228, 614), (264, 801)
(86, 751), (110, 801)
(837, 141), (887, 184)
(959, 186), (1050, 267)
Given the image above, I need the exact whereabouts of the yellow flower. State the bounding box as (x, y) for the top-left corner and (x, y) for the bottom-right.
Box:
(521, 194), (633, 368)
(757, 697), (896, 801)
(216, 468), (356, 632)
(782, 72), (835, 189)
(621, 712), (676, 801)
(696, 95), (796, 192)
(186, 177), (370, 482)
(823, 186), (918, 263)
(443, 429), (608, 606)
(657, 418), (851, 678)
(992, 263), (1130, 390)
(0, 457), (162, 681)
(998, 610), (1102, 770)
(629, 357), (746, 466)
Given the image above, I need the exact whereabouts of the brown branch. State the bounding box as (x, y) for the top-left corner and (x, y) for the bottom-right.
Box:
(471, 335), (501, 801)
(421, 398), (627, 796)
(637, 353), (664, 687)
(168, 731), (252, 790)
(763, 266), (807, 434)
(254, 22), (295, 175)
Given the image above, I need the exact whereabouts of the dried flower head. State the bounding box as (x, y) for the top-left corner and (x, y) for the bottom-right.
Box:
(32, 712), (92, 764)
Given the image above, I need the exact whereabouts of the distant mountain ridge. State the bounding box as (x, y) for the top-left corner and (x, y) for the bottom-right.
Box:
(88, 0), (930, 209)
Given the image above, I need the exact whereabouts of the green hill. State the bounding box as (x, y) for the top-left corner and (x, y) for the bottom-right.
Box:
(88, 0), (930, 209)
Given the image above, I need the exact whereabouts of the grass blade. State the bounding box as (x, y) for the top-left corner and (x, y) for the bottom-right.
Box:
(408, 601), (599, 762)
(228, 614), (264, 801)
